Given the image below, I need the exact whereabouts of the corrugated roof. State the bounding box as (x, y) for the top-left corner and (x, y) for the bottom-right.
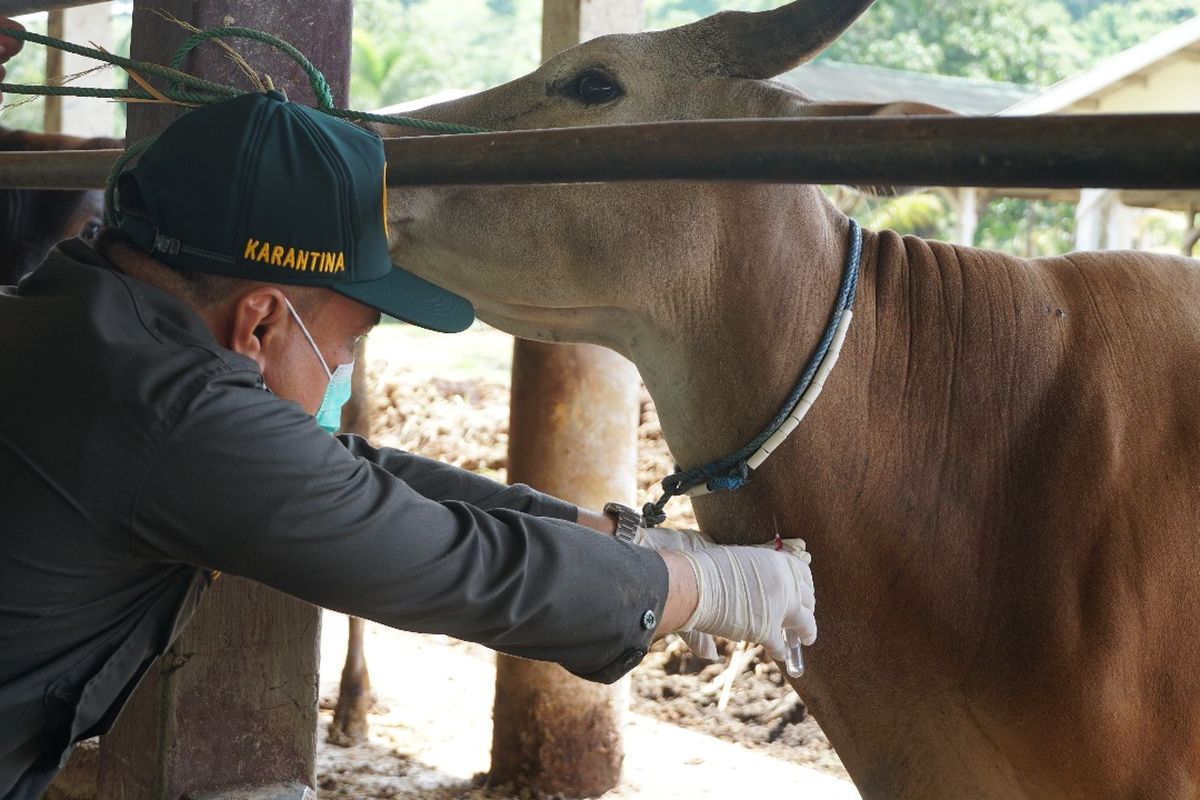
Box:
(779, 60), (1036, 116)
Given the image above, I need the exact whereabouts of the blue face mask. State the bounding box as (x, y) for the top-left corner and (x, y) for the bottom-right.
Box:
(284, 298), (355, 435)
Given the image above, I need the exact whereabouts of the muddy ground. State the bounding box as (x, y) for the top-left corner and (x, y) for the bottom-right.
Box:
(311, 349), (850, 798)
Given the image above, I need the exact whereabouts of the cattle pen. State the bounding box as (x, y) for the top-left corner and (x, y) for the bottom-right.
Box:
(3, 1), (1200, 799)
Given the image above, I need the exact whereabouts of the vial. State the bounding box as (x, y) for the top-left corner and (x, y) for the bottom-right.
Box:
(784, 628), (804, 678)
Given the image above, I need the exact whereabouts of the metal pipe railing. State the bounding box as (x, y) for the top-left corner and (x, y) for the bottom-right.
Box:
(0, 114), (1196, 191)
(0, 0), (102, 16)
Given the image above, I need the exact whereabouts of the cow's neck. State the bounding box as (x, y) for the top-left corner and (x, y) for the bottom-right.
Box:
(633, 190), (862, 483)
(628, 195), (1017, 786)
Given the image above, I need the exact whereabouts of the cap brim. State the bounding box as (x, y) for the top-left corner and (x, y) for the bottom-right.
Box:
(335, 263), (475, 333)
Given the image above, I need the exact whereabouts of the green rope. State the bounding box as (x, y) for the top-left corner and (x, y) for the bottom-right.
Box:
(0, 23), (491, 224)
(169, 27), (335, 109)
(0, 27), (240, 98)
(0, 25), (486, 134)
(0, 81), (235, 106)
(103, 136), (155, 228)
(327, 108), (487, 134)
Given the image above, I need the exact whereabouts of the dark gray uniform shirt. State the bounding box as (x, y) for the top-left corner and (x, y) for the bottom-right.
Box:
(0, 241), (667, 800)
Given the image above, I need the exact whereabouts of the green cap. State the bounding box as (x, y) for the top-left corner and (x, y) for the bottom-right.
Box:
(115, 91), (474, 333)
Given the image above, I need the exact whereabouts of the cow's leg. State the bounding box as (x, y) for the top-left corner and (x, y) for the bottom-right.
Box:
(328, 341), (374, 746)
(328, 616), (371, 746)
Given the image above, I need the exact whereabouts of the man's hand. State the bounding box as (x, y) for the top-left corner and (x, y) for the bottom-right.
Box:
(0, 18), (26, 104)
(673, 538), (816, 664)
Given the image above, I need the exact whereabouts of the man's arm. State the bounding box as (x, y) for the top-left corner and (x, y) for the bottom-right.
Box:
(132, 376), (665, 683)
(338, 434), (619, 537)
(337, 433), (579, 521)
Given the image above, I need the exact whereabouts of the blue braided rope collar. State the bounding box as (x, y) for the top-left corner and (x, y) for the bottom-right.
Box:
(641, 218), (863, 526)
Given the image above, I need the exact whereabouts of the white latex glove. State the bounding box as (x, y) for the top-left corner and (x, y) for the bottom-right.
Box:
(635, 525), (714, 551)
(675, 538), (816, 663)
(634, 527), (720, 659)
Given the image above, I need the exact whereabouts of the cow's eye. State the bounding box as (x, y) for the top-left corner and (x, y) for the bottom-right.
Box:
(81, 220), (102, 243)
(572, 70), (621, 105)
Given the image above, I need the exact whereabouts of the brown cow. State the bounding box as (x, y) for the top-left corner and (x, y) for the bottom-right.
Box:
(379, 2), (1200, 797)
(0, 127), (119, 285)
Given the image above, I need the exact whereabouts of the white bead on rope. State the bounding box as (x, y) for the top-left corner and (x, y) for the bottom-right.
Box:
(680, 308), (854, 499)
(744, 308), (855, 471)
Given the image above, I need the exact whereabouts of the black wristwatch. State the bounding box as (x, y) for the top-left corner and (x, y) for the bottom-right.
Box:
(603, 502), (643, 544)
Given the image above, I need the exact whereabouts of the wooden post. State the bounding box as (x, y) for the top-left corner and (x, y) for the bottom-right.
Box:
(489, 3), (643, 797)
(94, 3), (352, 799)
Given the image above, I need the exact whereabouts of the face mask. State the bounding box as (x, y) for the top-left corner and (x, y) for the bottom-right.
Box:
(284, 297), (355, 435)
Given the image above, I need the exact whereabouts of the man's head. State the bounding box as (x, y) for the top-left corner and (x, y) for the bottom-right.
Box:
(106, 91), (472, 416)
(98, 227), (378, 417)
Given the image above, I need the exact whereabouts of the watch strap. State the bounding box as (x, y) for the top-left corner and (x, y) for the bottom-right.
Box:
(603, 502), (643, 544)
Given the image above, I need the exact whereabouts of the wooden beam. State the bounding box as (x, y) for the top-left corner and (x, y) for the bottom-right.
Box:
(4, 114), (1199, 191)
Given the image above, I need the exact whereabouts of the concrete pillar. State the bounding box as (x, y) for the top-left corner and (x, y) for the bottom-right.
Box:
(1183, 205), (1198, 258)
(124, 1), (353, 142)
(95, 4), (352, 799)
(950, 187), (978, 246)
(44, 3), (114, 137)
(492, 342), (642, 797)
(1075, 188), (1130, 251)
(489, 5), (643, 796)
(541, 0), (643, 58)
(1075, 188), (1106, 251)
(1105, 191), (1131, 250)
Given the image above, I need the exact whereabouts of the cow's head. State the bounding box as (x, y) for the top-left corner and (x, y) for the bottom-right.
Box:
(0, 127), (119, 286)
(383, 0), (933, 351)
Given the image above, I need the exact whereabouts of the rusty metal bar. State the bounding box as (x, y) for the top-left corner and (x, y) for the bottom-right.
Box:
(2, 114), (1197, 190)
(0, 0), (101, 14)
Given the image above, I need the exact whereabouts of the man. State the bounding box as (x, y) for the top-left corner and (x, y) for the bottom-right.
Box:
(0, 90), (816, 799)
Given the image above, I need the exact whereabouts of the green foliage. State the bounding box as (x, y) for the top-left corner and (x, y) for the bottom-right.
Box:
(349, 0), (542, 110)
(646, 0), (1195, 87)
(974, 198), (1076, 257)
(346, 0), (1196, 108)
(851, 192), (955, 241)
(822, 0), (1085, 86)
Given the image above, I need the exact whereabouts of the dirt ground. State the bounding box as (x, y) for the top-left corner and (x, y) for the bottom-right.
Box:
(311, 334), (853, 799)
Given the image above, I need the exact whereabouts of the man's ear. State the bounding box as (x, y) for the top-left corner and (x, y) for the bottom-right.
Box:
(799, 100), (957, 196)
(227, 286), (290, 368)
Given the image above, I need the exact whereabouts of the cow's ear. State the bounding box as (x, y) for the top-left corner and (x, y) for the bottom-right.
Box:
(799, 100), (957, 195)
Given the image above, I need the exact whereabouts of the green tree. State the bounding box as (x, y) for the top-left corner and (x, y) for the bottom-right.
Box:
(853, 192), (955, 241)
(974, 198), (1076, 257)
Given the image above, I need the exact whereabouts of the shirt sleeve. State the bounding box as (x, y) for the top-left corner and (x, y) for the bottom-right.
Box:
(130, 372), (665, 683)
(335, 434), (578, 522)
